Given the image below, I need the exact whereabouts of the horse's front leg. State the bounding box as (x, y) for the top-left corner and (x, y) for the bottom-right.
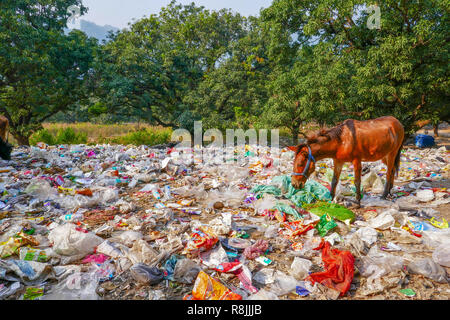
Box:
(330, 160), (343, 200)
(352, 159), (362, 208)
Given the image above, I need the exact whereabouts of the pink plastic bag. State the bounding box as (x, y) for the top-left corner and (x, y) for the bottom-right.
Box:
(243, 239), (269, 260)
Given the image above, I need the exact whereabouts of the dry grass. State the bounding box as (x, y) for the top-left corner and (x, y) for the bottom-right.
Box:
(42, 122), (168, 144)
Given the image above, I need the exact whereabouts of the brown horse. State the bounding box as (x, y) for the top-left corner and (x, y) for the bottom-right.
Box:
(0, 116), (9, 142)
(289, 116), (404, 206)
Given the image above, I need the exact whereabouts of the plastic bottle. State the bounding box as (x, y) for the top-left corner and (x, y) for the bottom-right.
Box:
(149, 186), (161, 199)
(60, 213), (84, 222)
(163, 185), (172, 200)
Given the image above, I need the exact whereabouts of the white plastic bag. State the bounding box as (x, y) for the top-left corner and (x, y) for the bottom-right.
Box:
(289, 257), (312, 280)
(432, 244), (450, 267)
(48, 224), (103, 262)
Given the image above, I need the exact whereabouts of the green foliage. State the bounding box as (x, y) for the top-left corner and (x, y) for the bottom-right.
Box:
(30, 128), (87, 146)
(261, 0), (449, 135)
(0, 0), (98, 145)
(94, 1), (248, 130)
(88, 102), (108, 117)
(56, 128), (88, 145)
(1, 0), (448, 141)
(29, 129), (56, 146)
(183, 16), (271, 131)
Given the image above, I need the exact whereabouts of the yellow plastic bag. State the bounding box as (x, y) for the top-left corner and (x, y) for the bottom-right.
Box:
(429, 217), (448, 229)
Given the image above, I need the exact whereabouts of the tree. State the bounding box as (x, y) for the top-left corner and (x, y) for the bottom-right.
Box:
(261, 0), (449, 135)
(263, 44), (351, 143)
(95, 1), (248, 130)
(184, 16), (271, 131)
(0, 0), (97, 145)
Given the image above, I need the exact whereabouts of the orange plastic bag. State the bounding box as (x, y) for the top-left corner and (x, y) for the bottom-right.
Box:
(282, 220), (317, 238)
(183, 271), (242, 300)
(76, 189), (93, 197)
(306, 241), (354, 297)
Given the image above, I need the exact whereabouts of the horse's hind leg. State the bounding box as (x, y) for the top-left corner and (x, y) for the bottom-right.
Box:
(352, 159), (362, 207)
(381, 154), (396, 199)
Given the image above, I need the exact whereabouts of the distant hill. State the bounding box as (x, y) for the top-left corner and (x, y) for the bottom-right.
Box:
(66, 20), (120, 42)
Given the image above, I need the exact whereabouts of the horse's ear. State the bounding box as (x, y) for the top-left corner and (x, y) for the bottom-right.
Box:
(287, 146), (297, 152)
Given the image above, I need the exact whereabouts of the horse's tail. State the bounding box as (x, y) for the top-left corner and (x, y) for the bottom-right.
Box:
(394, 138), (404, 177)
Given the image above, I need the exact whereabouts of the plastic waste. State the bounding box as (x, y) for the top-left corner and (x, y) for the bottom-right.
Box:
(48, 224), (103, 264)
(173, 259), (202, 284)
(357, 246), (404, 286)
(306, 241), (354, 297)
(41, 272), (100, 300)
(183, 271), (242, 300)
(0, 282), (22, 300)
(0, 260), (54, 286)
(114, 230), (143, 246)
(127, 240), (160, 265)
(432, 244), (450, 268)
(368, 209), (396, 230)
(415, 134), (435, 148)
(361, 171), (385, 193)
(184, 226), (218, 254)
(18, 247), (53, 262)
(247, 289), (279, 300)
(199, 244), (228, 268)
(354, 227), (378, 246)
(416, 189), (435, 202)
(304, 202), (355, 223)
(243, 240), (269, 260)
(253, 268), (275, 285)
(407, 258), (448, 283)
(316, 214), (337, 237)
(270, 271), (301, 296)
(290, 257), (312, 280)
(130, 263), (164, 285)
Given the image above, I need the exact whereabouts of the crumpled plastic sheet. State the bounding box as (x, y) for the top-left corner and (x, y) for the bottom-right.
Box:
(306, 241), (355, 297)
(251, 175), (332, 206)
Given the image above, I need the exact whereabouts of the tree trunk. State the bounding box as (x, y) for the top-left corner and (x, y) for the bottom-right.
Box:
(14, 133), (30, 146)
(434, 123), (439, 137)
(291, 126), (299, 146)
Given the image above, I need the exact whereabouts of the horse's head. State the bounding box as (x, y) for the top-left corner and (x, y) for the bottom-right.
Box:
(288, 144), (316, 189)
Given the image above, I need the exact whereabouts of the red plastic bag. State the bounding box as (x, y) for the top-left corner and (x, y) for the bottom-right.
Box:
(306, 241), (354, 296)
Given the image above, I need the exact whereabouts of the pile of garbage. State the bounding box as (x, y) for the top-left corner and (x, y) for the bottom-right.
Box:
(0, 143), (448, 300)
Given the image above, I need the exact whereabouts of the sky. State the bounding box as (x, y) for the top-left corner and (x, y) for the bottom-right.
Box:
(79, 0), (274, 28)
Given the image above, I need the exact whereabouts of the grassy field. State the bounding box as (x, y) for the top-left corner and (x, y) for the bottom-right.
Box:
(28, 123), (173, 146)
(5, 122), (309, 147)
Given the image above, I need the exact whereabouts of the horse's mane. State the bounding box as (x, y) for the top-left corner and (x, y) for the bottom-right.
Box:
(306, 120), (355, 146)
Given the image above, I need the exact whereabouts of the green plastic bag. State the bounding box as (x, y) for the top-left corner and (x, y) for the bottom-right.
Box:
(399, 288), (416, 297)
(252, 175), (331, 206)
(304, 202), (355, 223)
(250, 185), (282, 198)
(316, 213), (337, 237)
(273, 202), (303, 220)
(23, 287), (44, 300)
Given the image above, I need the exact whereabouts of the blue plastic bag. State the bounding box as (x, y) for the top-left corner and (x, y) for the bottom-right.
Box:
(415, 134), (435, 148)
